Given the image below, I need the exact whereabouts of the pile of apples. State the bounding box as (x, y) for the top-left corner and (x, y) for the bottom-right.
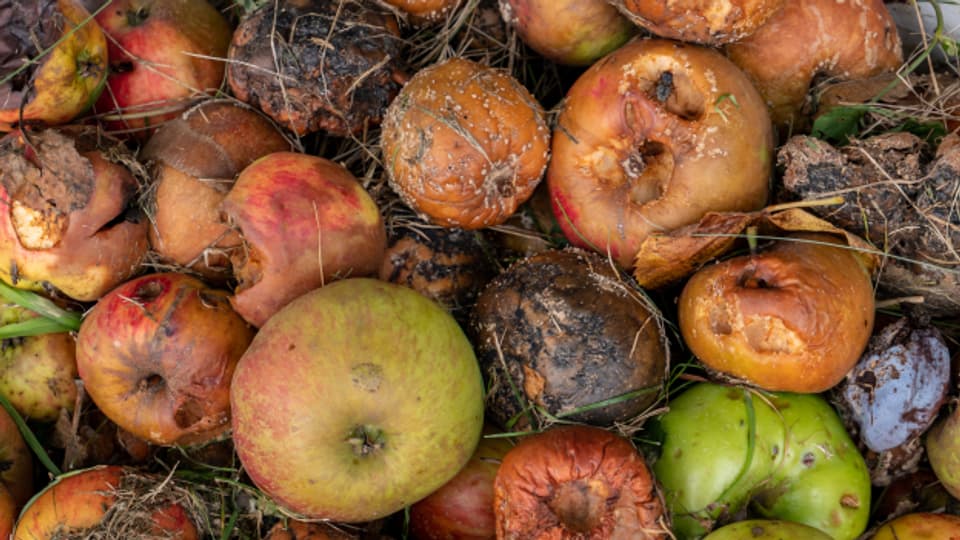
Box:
(0, 0), (958, 538)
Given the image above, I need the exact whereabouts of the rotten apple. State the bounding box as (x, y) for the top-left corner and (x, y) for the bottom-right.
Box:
(0, 0), (108, 131)
(221, 152), (387, 328)
(76, 272), (254, 446)
(547, 37), (773, 269)
(0, 127), (148, 302)
(230, 278), (485, 522)
(609, 0), (786, 45)
(93, 0), (232, 135)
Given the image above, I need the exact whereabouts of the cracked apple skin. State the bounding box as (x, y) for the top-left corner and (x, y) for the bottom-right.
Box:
(0, 0), (108, 131)
(222, 152), (387, 328)
(76, 272), (254, 446)
(547, 38), (772, 270)
(0, 128), (148, 302)
(678, 232), (875, 393)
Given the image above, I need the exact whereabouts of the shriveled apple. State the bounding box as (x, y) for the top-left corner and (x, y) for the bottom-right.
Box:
(222, 152), (387, 328)
(547, 37), (773, 269)
(141, 100), (291, 280)
(0, 0), (108, 131)
(76, 272), (254, 446)
(0, 128), (148, 302)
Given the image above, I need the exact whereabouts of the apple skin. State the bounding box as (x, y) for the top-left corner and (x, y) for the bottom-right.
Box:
(409, 430), (514, 540)
(76, 272), (254, 446)
(499, 0), (636, 66)
(0, 404), (33, 509)
(703, 519), (832, 539)
(222, 152), (387, 328)
(230, 278), (485, 523)
(12, 465), (199, 540)
(0, 0), (108, 131)
(0, 304), (78, 422)
(867, 513), (960, 539)
(93, 0), (232, 134)
(925, 406), (960, 499)
(653, 382), (871, 540)
(0, 484), (14, 540)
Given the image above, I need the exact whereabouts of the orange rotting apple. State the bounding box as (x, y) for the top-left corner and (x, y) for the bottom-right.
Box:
(93, 0), (232, 136)
(609, 0), (786, 45)
(0, 0), (108, 131)
(381, 57), (551, 229)
(222, 152), (387, 328)
(0, 127), (148, 302)
(547, 37), (773, 270)
(677, 232), (876, 393)
(141, 100), (291, 280)
(76, 272), (254, 446)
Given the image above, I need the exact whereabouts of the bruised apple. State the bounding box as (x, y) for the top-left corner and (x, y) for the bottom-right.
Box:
(0, 0), (108, 131)
(76, 272), (254, 446)
(678, 232), (875, 393)
(547, 38), (772, 269)
(222, 152), (387, 328)
(13, 465), (200, 539)
(498, 0), (635, 66)
(93, 0), (232, 135)
(230, 278), (485, 522)
(0, 128), (148, 301)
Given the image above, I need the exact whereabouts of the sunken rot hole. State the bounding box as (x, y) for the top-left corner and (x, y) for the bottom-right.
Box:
(471, 248), (667, 430)
(226, 0), (406, 136)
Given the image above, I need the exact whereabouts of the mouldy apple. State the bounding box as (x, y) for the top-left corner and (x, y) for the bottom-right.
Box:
(0, 0), (108, 131)
(230, 278), (485, 523)
(93, 0), (232, 135)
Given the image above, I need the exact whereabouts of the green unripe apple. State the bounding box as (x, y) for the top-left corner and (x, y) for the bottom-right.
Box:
(652, 383), (870, 540)
(703, 519), (832, 539)
(230, 278), (485, 523)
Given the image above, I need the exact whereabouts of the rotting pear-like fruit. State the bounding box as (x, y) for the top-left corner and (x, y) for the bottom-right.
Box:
(653, 382), (871, 540)
(0, 127), (148, 302)
(76, 272), (254, 446)
(92, 0), (232, 136)
(678, 232), (876, 393)
(381, 56), (550, 230)
(141, 100), (292, 280)
(498, 0), (636, 66)
(0, 0), (108, 131)
(0, 304), (77, 422)
(230, 278), (485, 523)
(222, 152), (387, 328)
(547, 37), (772, 269)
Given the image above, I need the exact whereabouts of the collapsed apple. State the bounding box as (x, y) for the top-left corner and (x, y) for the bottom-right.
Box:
(93, 0), (232, 135)
(547, 37), (773, 269)
(653, 382), (871, 540)
(76, 272), (254, 446)
(0, 0), (108, 131)
(230, 278), (485, 522)
(13, 465), (200, 539)
(0, 304), (77, 422)
(222, 152), (387, 328)
(0, 127), (148, 301)
(141, 100), (291, 280)
(498, 0), (636, 66)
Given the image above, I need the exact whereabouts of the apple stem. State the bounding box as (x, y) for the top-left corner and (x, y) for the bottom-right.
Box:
(346, 425), (385, 457)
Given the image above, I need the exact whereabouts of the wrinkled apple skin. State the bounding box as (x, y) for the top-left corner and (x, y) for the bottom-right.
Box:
(499, 0), (635, 66)
(703, 519), (832, 539)
(231, 278), (485, 523)
(925, 407), (960, 499)
(0, 0), (108, 131)
(93, 0), (232, 133)
(0, 405), (32, 508)
(653, 383), (870, 540)
(76, 272), (254, 446)
(409, 431), (514, 539)
(868, 512), (960, 539)
(547, 38), (772, 269)
(0, 305), (77, 422)
(223, 152), (387, 328)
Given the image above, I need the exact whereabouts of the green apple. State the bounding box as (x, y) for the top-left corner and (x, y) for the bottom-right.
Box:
(704, 519), (832, 539)
(925, 406), (960, 499)
(652, 382), (870, 540)
(230, 278), (485, 523)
